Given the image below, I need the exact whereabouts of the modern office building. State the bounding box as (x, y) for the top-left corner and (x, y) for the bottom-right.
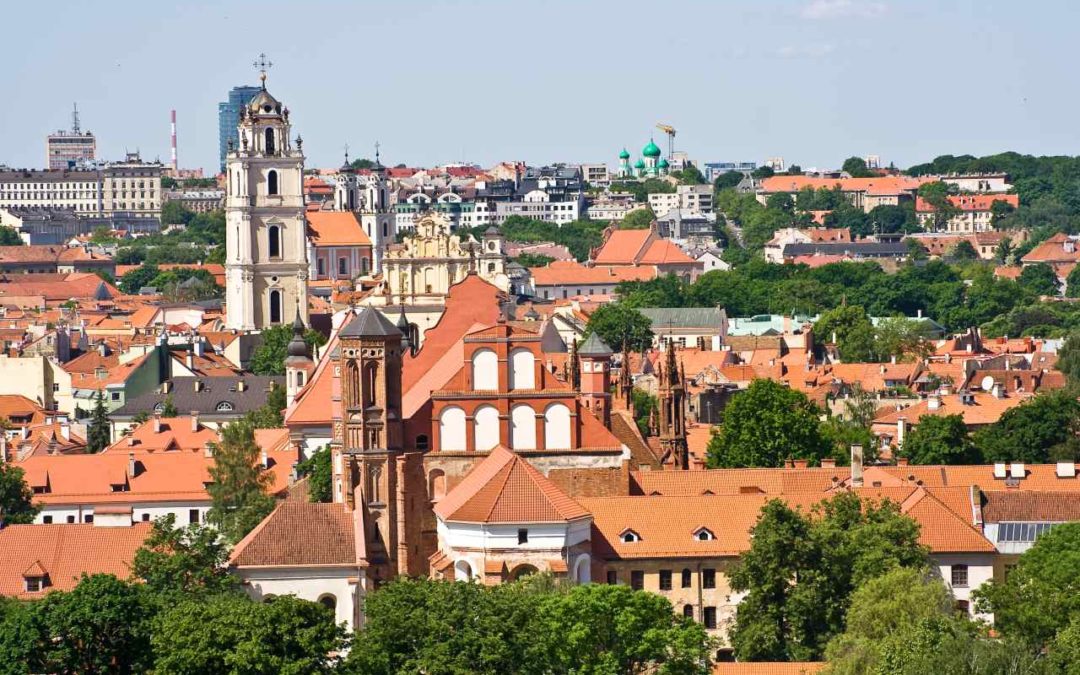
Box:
(46, 104), (95, 170)
(217, 85), (261, 173)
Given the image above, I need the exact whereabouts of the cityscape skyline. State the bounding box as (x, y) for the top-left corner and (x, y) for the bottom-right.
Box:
(1, 0), (1076, 174)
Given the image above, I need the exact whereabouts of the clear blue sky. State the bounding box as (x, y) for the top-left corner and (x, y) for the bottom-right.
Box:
(1, 0), (1076, 174)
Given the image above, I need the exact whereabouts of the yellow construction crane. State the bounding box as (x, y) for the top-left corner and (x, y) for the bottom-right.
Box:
(656, 123), (676, 158)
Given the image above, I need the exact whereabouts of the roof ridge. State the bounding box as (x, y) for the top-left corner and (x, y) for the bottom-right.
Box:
(482, 455), (520, 521)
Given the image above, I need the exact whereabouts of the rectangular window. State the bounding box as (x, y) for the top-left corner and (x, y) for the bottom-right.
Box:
(189, 509), (200, 525)
(659, 569), (672, 591)
(317, 258), (325, 276)
(338, 258), (347, 275)
(84, 514), (93, 523)
(606, 570), (617, 585)
(25, 578), (41, 593)
(110, 392), (120, 402)
(702, 568), (716, 589)
(703, 606), (717, 629)
(66, 515), (75, 523)
(142, 513), (151, 522)
(681, 569), (692, 588)
(630, 570), (644, 590)
(42, 515), (53, 524)
(517, 528), (528, 545)
(951, 565), (968, 588)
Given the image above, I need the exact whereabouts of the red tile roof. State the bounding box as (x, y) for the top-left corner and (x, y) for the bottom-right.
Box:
(529, 260), (657, 286)
(0, 523), (152, 599)
(915, 194), (1019, 213)
(307, 211), (372, 247)
(435, 446), (590, 524)
(229, 501), (362, 568)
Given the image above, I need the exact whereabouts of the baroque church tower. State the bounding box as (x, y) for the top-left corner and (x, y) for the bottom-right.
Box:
(225, 62), (308, 330)
(331, 308), (410, 582)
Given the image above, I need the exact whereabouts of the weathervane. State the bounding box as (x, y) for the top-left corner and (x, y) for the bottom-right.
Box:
(253, 52), (273, 88)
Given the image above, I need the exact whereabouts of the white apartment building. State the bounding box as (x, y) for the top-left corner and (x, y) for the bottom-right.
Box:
(648, 184), (713, 217)
(0, 155), (163, 220)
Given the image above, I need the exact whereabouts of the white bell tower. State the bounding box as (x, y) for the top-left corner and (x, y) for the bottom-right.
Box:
(224, 54), (309, 331)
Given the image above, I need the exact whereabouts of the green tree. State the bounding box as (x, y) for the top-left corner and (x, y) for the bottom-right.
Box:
(86, 390), (111, 452)
(989, 198), (1017, 226)
(917, 181), (958, 231)
(160, 394), (179, 418)
(823, 567), (955, 675)
(296, 445), (332, 503)
(632, 388), (659, 437)
(974, 521), (1080, 647)
(706, 379), (831, 468)
(349, 157), (375, 170)
(0, 227), (24, 246)
(583, 303), (654, 353)
(249, 324), (327, 376)
(948, 240), (979, 260)
(901, 414), (980, 465)
(841, 156), (875, 178)
(729, 493), (927, 661)
(621, 207), (656, 230)
(35, 574), (155, 675)
(162, 200), (196, 226)
(131, 514), (234, 599)
(813, 305), (876, 362)
(0, 598), (44, 675)
(152, 594), (345, 675)
(713, 170), (744, 192)
(206, 422), (276, 543)
(0, 462), (39, 524)
(511, 252), (555, 267)
(995, 237), (1014, 264)
(1019, 262), (1060, 296)
(751, 166), (775, 180)
(1057, 331), (1080, 385)
(241, 382), (287, 428)
(872, 317), (934, 363)
(674, 164), (707, 185)
(975, 389), (1080, 463)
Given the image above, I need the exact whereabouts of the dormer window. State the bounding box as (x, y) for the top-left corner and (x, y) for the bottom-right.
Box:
(215, 401), (235, 412)
(693, 527), (715, 542)
(620, 529), (642, 543)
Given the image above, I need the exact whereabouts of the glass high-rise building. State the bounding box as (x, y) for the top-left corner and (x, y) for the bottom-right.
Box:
(218, 85), (262, 173)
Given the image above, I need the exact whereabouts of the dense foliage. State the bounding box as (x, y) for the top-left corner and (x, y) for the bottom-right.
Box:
(296, 445), (332, 503)
(206, 422), (276, 543)
(729, 492), (927, 661)
(0, 462), (39, 524)
(583, 303), (654, 353)
(465, 215), (610, 262)
(346, 576), (712, 675)
(249, 324), (327, 376)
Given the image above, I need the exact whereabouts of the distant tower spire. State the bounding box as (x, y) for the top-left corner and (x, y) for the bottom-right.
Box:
(253, 52), (273, 89)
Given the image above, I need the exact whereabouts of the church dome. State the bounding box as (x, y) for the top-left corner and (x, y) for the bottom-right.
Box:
(287, 314), (309, 358)
(657, 157), (670, 169)
(642, 139), (661, 158)
(633, 158), (646, 169)
(619, 148), (630, 160)
(248, 89), (282, 115)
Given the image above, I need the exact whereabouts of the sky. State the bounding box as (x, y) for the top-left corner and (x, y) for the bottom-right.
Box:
(1, 0), (1077, 174)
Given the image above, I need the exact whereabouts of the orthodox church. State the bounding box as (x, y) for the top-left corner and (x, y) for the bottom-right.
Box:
(617, 138), (670, 179)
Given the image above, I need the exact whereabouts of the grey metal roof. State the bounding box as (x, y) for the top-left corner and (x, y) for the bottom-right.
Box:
(339, 307), (402, 338)
(639, 307), (728, 330)
(111, 375), (285, 419)
(578, 332), (613, 357)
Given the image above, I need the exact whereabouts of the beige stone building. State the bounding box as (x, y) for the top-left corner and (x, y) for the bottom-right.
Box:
(224, 78), (308, 330)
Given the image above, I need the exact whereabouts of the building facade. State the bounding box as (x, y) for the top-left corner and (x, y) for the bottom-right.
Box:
(224, 80), (308, 330)
(218, 85), (262, 173)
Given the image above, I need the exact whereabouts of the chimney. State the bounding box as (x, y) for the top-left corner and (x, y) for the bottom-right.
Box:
(890, 354), (897, 365)
(194, 379), (203, 392)
(153, 412), (161, 433)
(128, 451), (136, 478)
(161, 380), (172, 394)
(879, 364), (886, 375)
(793, 459), (808, 469)
(1056, 461), (1076, 478)
(21, 426), (29, 440)
(260, 448), (269, 469)
(60, 422), (70, 441)
(1010, 462), (1025, 479)
(186, 351), (195, 371)
(897, 416), (907, 447)
(851, 444), (864, 487)
(991, 383), (1004, 399)
(896, 457), (909, 467)
(203, 442), (213, 458)
(190, 412), (199, 433)
(126, 436), (136, 446)
(927, 395), (941, 411)
(193, 340), (205, 358)
(237, 379), (247, 392)
(820, 457), (836, 469)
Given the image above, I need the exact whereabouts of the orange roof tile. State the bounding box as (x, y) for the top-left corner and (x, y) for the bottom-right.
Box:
(759, 175), (930, 196)
(435, 446), (590, 524)
(0, 523), (152, 599)
(306, 211), (372, 247)
(713, 663), (825, 675)
(872, 391), (1030, 428)
(639, 239), (696, 265)
(229, 501), (360, 568)
(915, 193), (1019, 213)
(529, 260), (657, 287)
(593, 229), (653, 265)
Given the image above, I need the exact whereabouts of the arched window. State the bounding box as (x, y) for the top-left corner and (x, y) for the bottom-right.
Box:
(269, 289), (282, 324)
(318, 595), (336, 612)
(268, 224), (281, 258)
(454, 559), (472, 581)
(428, 469), (446, 500)
(474, 405), (500, 451)
(345, 361), (360, 408)
(363, 362), (378, 408)
(215, 401), (234, 412)
(471, 348), (498, 391)
(295, 371), (305, 388)
(683, 604), (694, 619)
(511, 404), (536, 450)
(544, 403), (571, 450)
(439, 406), (466, 451)
(267, 169), (279, 195)
(509, 348), (535, 390)
(264, 128), (275, 155)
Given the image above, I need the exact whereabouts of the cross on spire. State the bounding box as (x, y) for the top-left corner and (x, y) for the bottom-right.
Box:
(343, 142), (350, 165)
(374, 141), (381, 163)
(253, 52), (273, 88)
